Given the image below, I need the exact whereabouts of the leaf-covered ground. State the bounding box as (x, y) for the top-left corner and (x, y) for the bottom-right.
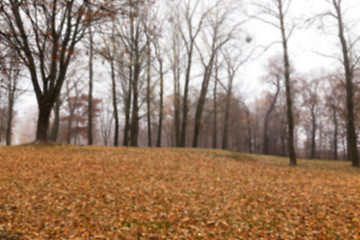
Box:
(0, 146), (360, 239)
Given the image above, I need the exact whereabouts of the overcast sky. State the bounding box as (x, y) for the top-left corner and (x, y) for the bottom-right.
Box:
(242, 0), (360, 95)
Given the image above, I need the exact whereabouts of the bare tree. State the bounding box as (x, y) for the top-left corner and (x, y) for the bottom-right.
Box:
(300, 77), (321, 159)
(192, 1), (240, 148)
(98, 21), (121, 146)
(175, 0), (209, 147)
(167, 13), (183, 147)
(324, 74), (344, 160)
(262, 58), (282, 155)
(87, 22), (94, 146)
(152, 35), (166, 147)
(326, 0), (359, 166)
(0, 47), (23, 145)
(254, 0), (297, 165)
(221, 49), (244, 150)
(0, 1), (113, 142)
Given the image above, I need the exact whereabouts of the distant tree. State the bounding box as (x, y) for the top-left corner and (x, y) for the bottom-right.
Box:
(300, 77), (321, 159)
(192, 0), (242, 148)
(324, 74), (345, 160)
(61, 91), (101, 145)
(99, 101), (114, 146)
(262, 57), (282, 155)
(0, 47), (23, 145)
(221, 49), (244, 150)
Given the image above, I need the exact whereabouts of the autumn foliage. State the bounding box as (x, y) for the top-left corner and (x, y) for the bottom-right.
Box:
(0, 146), (359, 239)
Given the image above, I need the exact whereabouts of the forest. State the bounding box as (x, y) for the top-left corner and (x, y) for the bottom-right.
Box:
(0, 0), (359, 167)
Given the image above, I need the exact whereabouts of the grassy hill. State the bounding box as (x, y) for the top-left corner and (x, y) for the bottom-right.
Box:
(0, 146), (359, 239)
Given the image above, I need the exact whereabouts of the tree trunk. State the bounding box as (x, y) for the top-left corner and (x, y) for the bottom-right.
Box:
(245, 108), (252, 153)
(213, 72), (218, 149)
(6, 89), (14, 146)
(179, 47), (194, 147)
(174, 68), (181, 147)
(333, 0), (359, 166)
(279, 1), (296, 165)
(157, 59), (164, 147)
(222, 85), (232, 150)
(123, 63), (132, 146)
(146, 46), (152, 147)
(88, 24), (94, 146)
(193, 64), (213, 148)
(111, 59), (119, 146)
(310, 109), (316, 159)
(332, 106), (338, 160)
(130, 61), (141, 147)
(36, 103), (52, 142)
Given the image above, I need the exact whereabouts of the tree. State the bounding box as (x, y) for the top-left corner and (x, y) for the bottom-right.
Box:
(99, 101), (114, 146)
(262, 57), (282, 155)
(0, 47), (22, 145)
(0, 1), (112, 142)
(300, 77), (321, 159)
(98, 20), (121, 146)
(115, 0), (153, 146)
(0, 1), (121, 143)
(324, 74), (345, 160)
(175, 0), (209, 147)
(255, 0), (297, 165)
(167, 10), (183, 147)
(153, 34), (166, 147)
(87, 21), (94, 146)
(192, 0), (241, 148)
(221, 49), (244, 150)
(326, 0), (359, 166)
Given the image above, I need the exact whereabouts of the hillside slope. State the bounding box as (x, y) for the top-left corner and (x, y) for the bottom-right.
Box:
(0, 146), (359, 239)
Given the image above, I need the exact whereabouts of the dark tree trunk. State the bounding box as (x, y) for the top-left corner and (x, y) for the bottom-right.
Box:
(193, 64), (213, 148)
(88, 24), (94, 146)
(129, 61), (141, 147)
(332, 106), (338, 160)
(174, 68), (181, 147)
(36, 103), (52, 142)
(213, 71), (218, 149)
(123, 63), (132, 146)
(333, 0), (359, 166)
(110, 60), (119, 146)
(310, 108), (317, 159)
(179, 46), (194, 147)
(222, 84), (232, 150)
(6, 89), (15, 146)
(156, 59), (164, 147)
(146, 45), (152, 147)
(245, 108), (252, 153)
(279, 1), (296, 165)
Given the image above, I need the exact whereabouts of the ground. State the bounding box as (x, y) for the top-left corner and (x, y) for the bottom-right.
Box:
(0, 146), (359, 239)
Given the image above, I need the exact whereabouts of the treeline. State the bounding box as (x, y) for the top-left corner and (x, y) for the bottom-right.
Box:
(0, 0), (359, 166)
